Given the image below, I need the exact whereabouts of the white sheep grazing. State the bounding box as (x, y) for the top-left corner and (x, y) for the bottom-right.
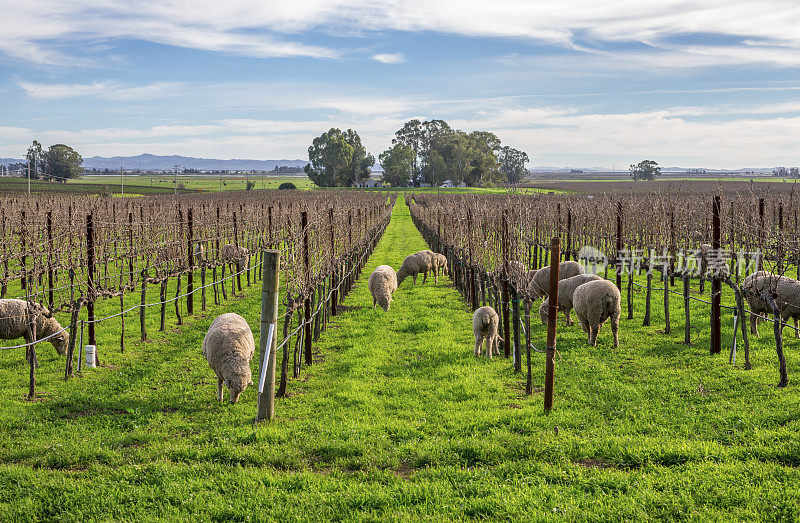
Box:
(538, 274), (603, 326)
(222, 244), (250, 270)
(202, 313), (255, 403)
(434, 253), (448, 278)
(0, 299), (69, 357)
(743, 271), (800, 338)
(369, 265), (398, 311)
(572, 279), (621, 348)
(193, 242), (206, 265)
(742, 271), (774, 336)
(473, 306), (503, 358)
(397, 252), (434, 286)
(527, 260), (585, 298)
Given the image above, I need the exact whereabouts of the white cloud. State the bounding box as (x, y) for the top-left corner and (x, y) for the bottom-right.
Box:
(371, 53), (405, 64)
(2, 1), (800, 67)
(6, 92), (800, 167)
(17, 81), (183, 100)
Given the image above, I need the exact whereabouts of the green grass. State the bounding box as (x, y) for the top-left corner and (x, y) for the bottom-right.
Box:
(2, 199), (800, 519)
(79, 174), (317, 192)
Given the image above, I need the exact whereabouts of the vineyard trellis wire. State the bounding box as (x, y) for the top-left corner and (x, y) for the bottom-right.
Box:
(408, 184), (800, 389)
(0, 190), (397, 399)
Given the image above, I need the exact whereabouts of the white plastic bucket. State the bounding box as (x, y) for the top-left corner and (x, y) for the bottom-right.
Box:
(85, 345), (97, 368)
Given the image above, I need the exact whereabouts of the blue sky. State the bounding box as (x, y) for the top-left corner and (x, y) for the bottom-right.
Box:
(1, 1), (799, 168)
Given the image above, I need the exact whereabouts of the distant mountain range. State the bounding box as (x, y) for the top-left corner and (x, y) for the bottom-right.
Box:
(0, 154), (781, 174)
(0, 154), (308, 172)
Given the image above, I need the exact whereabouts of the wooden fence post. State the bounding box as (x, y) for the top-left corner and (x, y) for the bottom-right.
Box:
(616, 202), (623, 291)
(257, 250), (280, 422)
(302, 211), (313, 366)
(27, 308), (36, 400)
(187, 207), (194, 316)
(140, 269), (147, 341)
(711, 195), (721, 354)
(46, 211), (54, 309)
(86, 213), (97, 364)
(544, 236), (560, 413)
(501, 212), (511, 358)
(512, 286), (521, 373)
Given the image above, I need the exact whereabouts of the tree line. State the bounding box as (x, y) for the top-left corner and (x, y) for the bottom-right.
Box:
(24, 141), (83, 182)
(304, 120), (530, 187)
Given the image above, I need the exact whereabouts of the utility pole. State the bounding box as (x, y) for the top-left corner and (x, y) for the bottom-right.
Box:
(27, 160), (30, 197)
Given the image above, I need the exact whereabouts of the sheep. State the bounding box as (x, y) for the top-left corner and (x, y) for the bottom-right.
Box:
(538, 274), (603, 326)
(193, 242), (206, 265)
(368, 265), (398, 311)
(222, 244), (250, 271)
(434, 253), (449, 278)
(527, 260), (585, 299)
(572, 279), (621, 348)
(0, 299), (69, 359)
(472, 306), (503, 358)
(742, 271), (773, 336)
(397, 251), (435, 286)
(202, 313), (255, 404)
(742, 271), (800, 338)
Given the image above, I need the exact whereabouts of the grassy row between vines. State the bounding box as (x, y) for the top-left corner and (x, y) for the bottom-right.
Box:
(0, 198), (799, 519)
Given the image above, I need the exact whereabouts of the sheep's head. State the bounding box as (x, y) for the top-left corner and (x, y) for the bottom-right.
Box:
(378, 295), (391, 311)
(51, 331), (69, 355)
(538, 298), (550, 325)
(225, 375), (251, 404)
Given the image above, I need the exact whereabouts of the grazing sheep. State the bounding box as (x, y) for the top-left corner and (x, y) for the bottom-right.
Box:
(193, 242), (206, 265)
(572, 279), (621, 348)
(472, 306), (503, 358)
(0, 299), (68, 357)
(202, 313), (255, 403)
(434, 253), (449, 278)
(222, 244), (250, 270)
(743, 271), (800, 338)
(538, 274), (603, 326)
(397, 251), (435, 286)
(369, 265), (398, 311)
(527, 260), (585, 299)
(743, 271), (774, 336)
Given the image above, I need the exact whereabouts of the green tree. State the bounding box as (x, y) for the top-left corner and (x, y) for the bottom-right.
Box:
(304, 128), (374, 187)
(392, 119), (424, 186)
(437, 131), (470, 186)
(378, 143), (414, 187)
(44, 144), (83, 181)
(629, 160), (661, 181)
(465, 131), (501, 186)
(422, 150), (447, 186)
(25, 140), (44, 180)
(499, 146), (530, 183)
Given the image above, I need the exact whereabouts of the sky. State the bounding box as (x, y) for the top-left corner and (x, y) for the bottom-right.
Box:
(1, 0), (799, 169)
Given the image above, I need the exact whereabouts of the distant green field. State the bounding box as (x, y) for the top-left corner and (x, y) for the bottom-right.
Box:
(79, 174), (317, 192)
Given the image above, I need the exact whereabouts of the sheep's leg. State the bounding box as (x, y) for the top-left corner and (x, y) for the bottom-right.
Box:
(373, 297), (376, 309)
(578, 317), (589, 334)
(487, 336), (493, 359)
(412, 273), (417, 285)
(217, 378), (224, 403)
(750, 314), (759, 337)
(474, 335), (482, 357)
(611, 318), (619, 348)
(564, 307), (572, 326)
(422, 270), (428, 284)
(795, 318), (799, 339)
(589, 325), (598, 346)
